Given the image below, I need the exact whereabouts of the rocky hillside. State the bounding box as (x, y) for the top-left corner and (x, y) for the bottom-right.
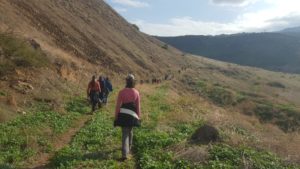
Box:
(0, 0), (185, 120)
(1, 0), (184, 75)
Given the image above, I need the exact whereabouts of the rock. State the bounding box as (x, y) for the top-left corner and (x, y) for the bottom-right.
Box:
(10, 80), (34, 94)
(190, 124), (220, 144)
(0, 76), (9, 81)
(28, 38), (40, 49)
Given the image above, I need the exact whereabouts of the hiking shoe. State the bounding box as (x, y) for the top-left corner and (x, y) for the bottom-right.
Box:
(119, 154), (132, 161)
(118, 157), (127, 162)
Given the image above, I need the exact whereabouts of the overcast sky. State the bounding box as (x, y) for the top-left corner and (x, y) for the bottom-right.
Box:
(104, 0), (300, 36)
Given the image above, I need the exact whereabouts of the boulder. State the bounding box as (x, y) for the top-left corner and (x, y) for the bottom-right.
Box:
(190, 124), (220, 144)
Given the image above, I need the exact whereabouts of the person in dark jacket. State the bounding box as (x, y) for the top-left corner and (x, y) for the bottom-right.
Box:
(87, 75), (101, 112)
(98, 76), (106, 107)
(103, 77), (113, 104)
(114, 74), (141, 160)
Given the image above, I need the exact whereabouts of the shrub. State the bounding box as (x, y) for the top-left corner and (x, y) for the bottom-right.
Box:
(196, 80), (237, 106)
(132, 24), (140, 31)
(0, 33), (48, 76)
(254, 102), (300, 132)
(255, 103), (274, 122)
(0, 91), (6, 96)
(267, 82), (285, 89)
(162, 44), (169, 50)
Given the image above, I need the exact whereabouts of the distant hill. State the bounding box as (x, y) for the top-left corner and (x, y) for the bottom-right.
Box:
(280, 26), (300, 33)
(157, 30), (300, 73)
(279, 26), (300, 38)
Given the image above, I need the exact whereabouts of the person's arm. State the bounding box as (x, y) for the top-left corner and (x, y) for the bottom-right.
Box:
(135, 91), (141, 119)
(97, 82), (101, 93)
(115, 91), (122, 120)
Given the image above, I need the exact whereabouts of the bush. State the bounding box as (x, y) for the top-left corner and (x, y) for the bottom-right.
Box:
(196, 80), (237, 106)
(0, 33), (48, 76)
(254, 102), (300, 132)
(132, 24), (140, 31)
(162, 44), (169, 50)
(267, 82), (285, 89)
(0, 91), (6, 96)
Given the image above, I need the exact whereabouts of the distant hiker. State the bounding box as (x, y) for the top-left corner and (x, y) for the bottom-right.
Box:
(114, 74), (141, 161)
(103, 77), (113, 104)
(165, 74), (168, 80)
(98, 76), (106, 106)
(152, 78), (157, 84)
(87, 75), (101, 112)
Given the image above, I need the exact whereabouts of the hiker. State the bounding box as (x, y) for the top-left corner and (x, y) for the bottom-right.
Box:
(98, 76), (106, 106)
(103, 77), (113, 104)
(114, 74), (141, 161)
(87, 75), (101, 112)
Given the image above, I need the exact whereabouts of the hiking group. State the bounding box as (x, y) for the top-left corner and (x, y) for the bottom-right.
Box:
(87, 74), (141, 161)
(87, 75), (113, 111)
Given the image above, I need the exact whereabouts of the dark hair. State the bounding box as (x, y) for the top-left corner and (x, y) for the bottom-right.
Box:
(126, 78), (135, 88)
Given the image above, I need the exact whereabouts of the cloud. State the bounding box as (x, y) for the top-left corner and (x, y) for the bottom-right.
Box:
(133, 0), (300, 36)
(211, 0), (258, 6)
(112, 0), (149, 8)
(133, 18), (241, 36)
(267, 14), (300, 31)
(114, 7), (128, 13)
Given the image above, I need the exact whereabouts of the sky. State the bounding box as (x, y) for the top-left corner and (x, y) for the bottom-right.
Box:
(104, 0), (300, 36)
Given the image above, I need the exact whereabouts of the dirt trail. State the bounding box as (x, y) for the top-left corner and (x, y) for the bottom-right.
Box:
(26, 115), (92, 169)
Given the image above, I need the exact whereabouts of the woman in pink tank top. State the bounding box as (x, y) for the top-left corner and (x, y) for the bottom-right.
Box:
(114, 74), (141, 161)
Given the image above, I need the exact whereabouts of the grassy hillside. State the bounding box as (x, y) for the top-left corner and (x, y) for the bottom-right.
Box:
(1, 83), (299, 169)
(0, 0), (300, 168)
(157, 32), (300, 73)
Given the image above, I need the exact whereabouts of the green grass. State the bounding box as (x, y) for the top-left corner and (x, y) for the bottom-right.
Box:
(50, 85), (203, 169)
(196, 80), (240, 106)
(49, 91), (134, 169)
(0, 32), (48, 76)
(50, 111), (134, 169)
(205, 144), (296, 169)
(195, 80), (300, 132)
(254, 102), (300, 132)
(0, 97), (88, 168)
(1, 85), (299, 169)
(133, 85), (204, 169)
(0, 91), (6, 96)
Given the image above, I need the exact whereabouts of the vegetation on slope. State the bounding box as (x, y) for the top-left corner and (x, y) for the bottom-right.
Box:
(0, 33), (48, 76)
(0, 98), (89, 168)
(44, 84), (299, 169)
(193, 79), (300, 132)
